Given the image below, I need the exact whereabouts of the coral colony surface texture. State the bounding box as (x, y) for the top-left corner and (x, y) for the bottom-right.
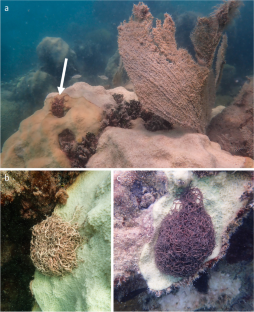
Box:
(113, 171), (254, 311)
(1, 0), (253, 169)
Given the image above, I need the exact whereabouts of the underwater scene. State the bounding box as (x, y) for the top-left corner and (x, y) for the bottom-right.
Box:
(1, 170), (111, 311)
(1, 0), (253, 168)
(114, 170), (254, 311)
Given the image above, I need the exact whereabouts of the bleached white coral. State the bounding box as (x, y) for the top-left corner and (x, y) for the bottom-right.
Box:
(170, 170), (193, 187)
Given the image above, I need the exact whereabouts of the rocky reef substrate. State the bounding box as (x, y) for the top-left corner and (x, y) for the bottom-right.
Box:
(1, 81), (253, 168)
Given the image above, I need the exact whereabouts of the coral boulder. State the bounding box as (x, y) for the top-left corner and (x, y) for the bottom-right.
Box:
(37, 37), (77, 78)
(87, 119), (253, 168)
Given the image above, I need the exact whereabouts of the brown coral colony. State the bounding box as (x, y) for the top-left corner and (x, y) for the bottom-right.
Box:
(155, 188), (215, 277)
(51, 95), (68, 118)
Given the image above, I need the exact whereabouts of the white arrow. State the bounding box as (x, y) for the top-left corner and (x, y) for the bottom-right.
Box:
(57, 58), (68, 95)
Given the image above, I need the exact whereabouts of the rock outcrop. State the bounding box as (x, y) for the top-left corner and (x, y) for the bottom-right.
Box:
(87, 119), (253, 168)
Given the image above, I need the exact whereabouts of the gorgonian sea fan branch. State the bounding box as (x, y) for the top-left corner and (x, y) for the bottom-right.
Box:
(118, 1), (241, 133)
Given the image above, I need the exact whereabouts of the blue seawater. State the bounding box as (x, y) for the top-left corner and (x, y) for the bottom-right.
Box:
(1, 1), (253, 81)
